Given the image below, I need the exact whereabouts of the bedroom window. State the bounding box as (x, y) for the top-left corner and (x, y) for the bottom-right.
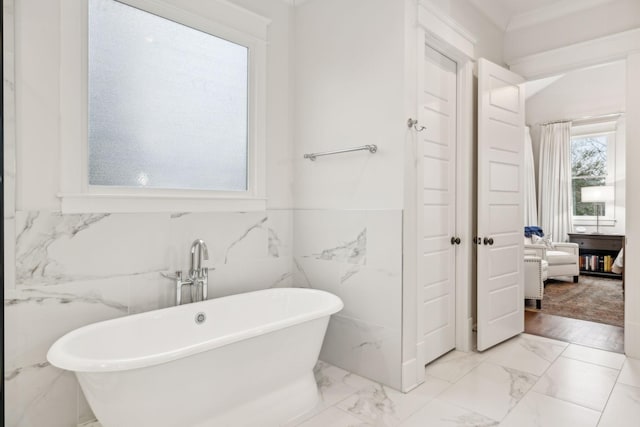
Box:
(571, 131), (615, 218)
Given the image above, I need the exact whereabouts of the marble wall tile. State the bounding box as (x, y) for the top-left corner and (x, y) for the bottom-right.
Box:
(4, 279), (129, 371)
(320, 314), (402, 390)
(335, 265), (401, 329)
(294, 210), (401, 275)
(4, 278), (131, 427)
(5, 217), (16, 290)
(15, 211), (172, 286)
(4, 364), (78, 427)
(3, 0), (16, 219)
(266, 209), (294, 258)
(293, 256), (342, 289)
(169, 212), (269, 268)
(293, 209), (403, 390)
(126, 271), (176, 314)
(208, 256), (294, 297)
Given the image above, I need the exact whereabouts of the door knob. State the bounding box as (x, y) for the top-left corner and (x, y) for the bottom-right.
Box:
(451, 237), (461, 245)
(483, 237), (494, 245)
(473, 237), (481, 245)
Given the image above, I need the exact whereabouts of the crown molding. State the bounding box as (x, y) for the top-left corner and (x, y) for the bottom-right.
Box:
(507, 0), (615, 32)
(508, 27), (640, 80)
(280, 0), (311, 6)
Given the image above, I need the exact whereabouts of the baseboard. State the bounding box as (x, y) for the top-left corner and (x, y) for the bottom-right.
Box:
(401, 358), (421, 393)
(625, 319), (640, 358)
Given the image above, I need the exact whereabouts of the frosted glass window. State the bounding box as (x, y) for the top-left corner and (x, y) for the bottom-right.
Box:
(88, 0), (249, 191)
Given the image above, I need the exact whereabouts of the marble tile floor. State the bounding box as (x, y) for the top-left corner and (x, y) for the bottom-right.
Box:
(81, 334), (640, 427)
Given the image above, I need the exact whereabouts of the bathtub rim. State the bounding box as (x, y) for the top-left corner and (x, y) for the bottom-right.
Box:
(47, 287), (343, 373)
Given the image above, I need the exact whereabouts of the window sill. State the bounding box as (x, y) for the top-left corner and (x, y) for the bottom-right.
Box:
(573, 218), (616, 226)
(58, 193), (267, 214)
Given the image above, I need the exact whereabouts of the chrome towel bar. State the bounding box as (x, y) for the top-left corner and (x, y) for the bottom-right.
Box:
(303, 144), (378, 161)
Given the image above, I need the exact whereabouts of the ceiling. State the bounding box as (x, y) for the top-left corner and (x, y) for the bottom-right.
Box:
(468, 0), (615, 32)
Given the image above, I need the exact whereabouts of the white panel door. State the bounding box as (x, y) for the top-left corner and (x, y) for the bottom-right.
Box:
(417, 44), (457, 366)
(477, 58), (525, 351)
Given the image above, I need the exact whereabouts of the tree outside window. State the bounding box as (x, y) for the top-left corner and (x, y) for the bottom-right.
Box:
(571, 135), (608, 216)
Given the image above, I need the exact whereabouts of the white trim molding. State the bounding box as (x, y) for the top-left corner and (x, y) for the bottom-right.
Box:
(403, 4), (476, 392)
(469, 0), (614, 33)
(508, 28), (640, 80)
(507, 0), (615, 32)
(418, 0), (477, 61)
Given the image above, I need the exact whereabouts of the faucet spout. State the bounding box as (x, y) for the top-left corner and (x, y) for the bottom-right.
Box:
(176, 239), (210, 305)
(190, 239), (209, 277)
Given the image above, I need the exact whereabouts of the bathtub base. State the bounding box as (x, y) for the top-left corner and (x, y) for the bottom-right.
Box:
(80, 317), (330, 427)
(198, 371), (319, 427)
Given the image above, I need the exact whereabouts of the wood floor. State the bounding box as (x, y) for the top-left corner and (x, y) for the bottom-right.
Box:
(525, 310), (624, 354)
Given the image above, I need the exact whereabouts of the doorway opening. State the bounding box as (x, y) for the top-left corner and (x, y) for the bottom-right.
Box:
(523, 61), (626, 354)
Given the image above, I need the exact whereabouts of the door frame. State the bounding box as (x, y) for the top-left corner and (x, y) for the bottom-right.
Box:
(506, 33), (639, 357)
(401, 2), (476, 391)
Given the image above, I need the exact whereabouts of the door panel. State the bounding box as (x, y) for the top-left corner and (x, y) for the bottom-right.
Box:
(417, 44), (457, 366)
(477, 58), (525, 352)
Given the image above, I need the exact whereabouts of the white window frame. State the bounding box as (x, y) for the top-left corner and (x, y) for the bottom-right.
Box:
(571, 122), (617, 226)
(59, 0), (269, 213)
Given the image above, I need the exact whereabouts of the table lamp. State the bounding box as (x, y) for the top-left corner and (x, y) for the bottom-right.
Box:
(581, 186), (614, 234)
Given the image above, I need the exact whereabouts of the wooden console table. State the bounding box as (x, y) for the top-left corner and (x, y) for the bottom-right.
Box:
(567, 233), (625, 282)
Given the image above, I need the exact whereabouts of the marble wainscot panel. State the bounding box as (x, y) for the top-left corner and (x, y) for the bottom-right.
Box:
(5, 209), (294, 427)
(168, 210), (293, 298)
(4, 279), (130, 427)
(293, 209), (403, 389)
(3, 0), (17, 291)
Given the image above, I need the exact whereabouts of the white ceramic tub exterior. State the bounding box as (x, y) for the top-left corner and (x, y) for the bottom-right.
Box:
(47, 288), (343, 427)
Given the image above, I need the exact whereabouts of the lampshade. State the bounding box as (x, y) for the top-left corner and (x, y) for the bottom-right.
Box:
(581, 186), (614, 203)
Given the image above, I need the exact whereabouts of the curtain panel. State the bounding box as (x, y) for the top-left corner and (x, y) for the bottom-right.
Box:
(538, 122), (573, 242)
(524, 126), (537, 226)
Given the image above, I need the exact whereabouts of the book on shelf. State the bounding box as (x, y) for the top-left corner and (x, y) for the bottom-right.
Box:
(579, 254), (616, 273)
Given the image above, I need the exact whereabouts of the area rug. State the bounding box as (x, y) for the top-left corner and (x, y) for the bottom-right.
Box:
(526, 276), (624, 327)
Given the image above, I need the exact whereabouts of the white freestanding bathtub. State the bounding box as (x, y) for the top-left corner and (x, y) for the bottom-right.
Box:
(47, 288), (343, 427)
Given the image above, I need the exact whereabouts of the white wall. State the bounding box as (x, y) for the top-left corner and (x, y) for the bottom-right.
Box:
(5, 1), (296, 425)
(292, 0), (407, 210)
(526, 62), (626, 126)
(624, 52), (640, 358)
(504, 0), (640, 62)
(525, 61), (626, 234)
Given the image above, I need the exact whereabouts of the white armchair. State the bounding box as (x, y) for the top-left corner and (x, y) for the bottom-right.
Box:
(524, 256), (548, 309)
(524, 238), (579, 283)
